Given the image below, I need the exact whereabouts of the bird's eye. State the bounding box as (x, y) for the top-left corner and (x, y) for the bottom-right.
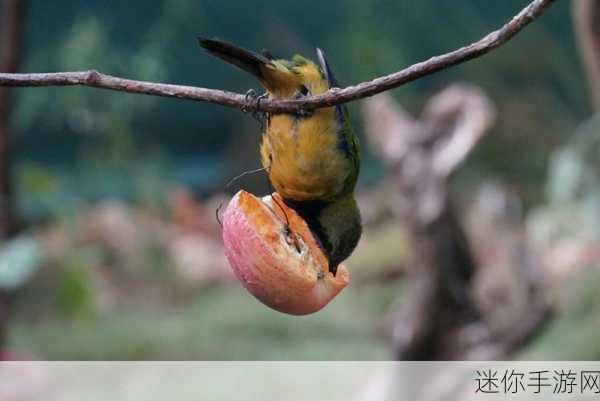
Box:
(299, 85), (310, 96)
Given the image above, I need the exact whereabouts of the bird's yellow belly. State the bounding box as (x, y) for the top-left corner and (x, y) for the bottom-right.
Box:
(260, 113), (350, 202)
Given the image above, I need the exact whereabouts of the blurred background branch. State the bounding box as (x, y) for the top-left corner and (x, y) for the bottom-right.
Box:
(0, 0), (26, 351)
(573, 0), (600, 110)
(0, 0), (24, 239)
(0, 0), (555, 113)
(363, 86), (551, 360)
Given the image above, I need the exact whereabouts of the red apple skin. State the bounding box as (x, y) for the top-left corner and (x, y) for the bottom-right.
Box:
(222, 190), (349, 315)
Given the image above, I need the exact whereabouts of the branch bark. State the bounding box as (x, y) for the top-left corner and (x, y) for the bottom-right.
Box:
(365, 88), (493, 360)
(0, 0), (26, 353)
(364, 88), (550, 360)
(573, 0), (600, 110)
(0, 0), (555, 113)
(0, 0), (25, 239)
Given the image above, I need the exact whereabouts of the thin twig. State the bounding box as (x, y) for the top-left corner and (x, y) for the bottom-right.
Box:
(0, 0), (555, 113)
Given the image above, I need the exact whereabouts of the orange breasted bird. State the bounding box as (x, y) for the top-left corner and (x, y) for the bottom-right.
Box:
(199, 38), (361, 275)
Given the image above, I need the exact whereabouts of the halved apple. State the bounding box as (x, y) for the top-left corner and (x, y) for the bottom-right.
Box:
(222, 190), (349, 315)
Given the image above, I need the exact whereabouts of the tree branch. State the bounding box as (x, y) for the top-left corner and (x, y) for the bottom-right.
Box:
(0, 0), (26, 353)
(0, 0), (555, 113)
(573, 0), (600, 110)
(0, 0), (25, 239)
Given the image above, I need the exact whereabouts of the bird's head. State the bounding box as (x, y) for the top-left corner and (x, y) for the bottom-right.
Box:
(284, 194), (362, 276)
(198, 38), (337, 100)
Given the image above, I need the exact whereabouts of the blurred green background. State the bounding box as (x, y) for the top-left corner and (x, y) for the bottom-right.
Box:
(14, 0), (582, 210)
(3, 0), (599, 360)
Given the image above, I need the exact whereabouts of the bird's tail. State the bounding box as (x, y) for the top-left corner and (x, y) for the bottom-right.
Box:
(198, 38), (270, 80)
(198, 37), (301, 96)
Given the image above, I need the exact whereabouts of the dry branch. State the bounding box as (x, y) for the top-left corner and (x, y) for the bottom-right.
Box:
(0, 0), (555, 113)
(0, 0), (26, 353)
(0, 0), (25, 240)
(364, 88), (550, 360)
(573, 0), (600, 110)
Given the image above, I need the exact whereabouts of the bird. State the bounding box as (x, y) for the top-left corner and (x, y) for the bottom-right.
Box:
(199, 38), (361, 276)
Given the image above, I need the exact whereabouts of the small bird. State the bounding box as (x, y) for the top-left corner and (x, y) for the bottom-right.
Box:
(199, 38), (361, 275)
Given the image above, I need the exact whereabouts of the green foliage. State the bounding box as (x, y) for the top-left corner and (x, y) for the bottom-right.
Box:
(55, 246), (103, 318)
(522, 115), (600, 360)
(17, 162), (58, 195)
(529, 114), (600, 243)
(8, 283), (396, 359)
(548, 115), (600, 201)
(56, 268), (94, 318)
(16, 162), (61, 221)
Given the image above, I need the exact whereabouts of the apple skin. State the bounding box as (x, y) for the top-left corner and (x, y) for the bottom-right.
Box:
(222, 190), (349, 315)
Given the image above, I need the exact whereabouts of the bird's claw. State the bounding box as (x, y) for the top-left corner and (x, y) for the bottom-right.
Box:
(296, 108), (313, 118)
(242, 89), (257, 113)
(243, 89), (269, 130)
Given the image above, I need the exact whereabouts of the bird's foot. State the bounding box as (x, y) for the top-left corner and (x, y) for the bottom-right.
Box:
(243, 89), (269, 130)
(297, 109), (313, 118)
(292, 88), (314, 118)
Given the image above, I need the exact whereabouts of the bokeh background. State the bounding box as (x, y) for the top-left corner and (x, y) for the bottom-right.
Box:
(1, 0), (599, 360)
